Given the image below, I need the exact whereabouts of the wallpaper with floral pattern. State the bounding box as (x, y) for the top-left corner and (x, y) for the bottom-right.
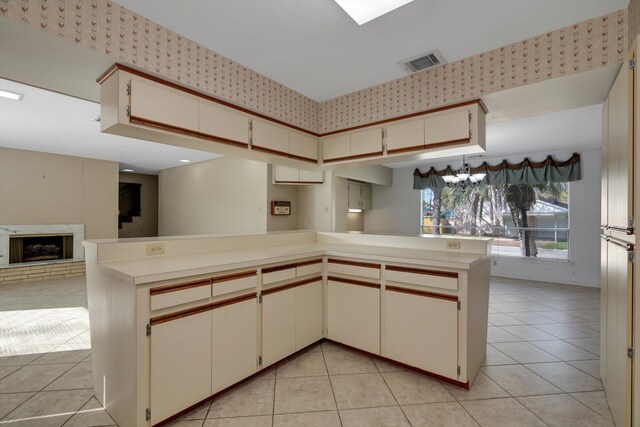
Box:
(0, 1), (630, 134)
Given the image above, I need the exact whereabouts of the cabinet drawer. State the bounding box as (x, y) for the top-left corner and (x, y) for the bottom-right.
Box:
(327, 258), (380, 280)
(150, 279), (211, 311)
(211, 271), (258, 297)
(385, 265), (458, 291)
(296, 259), (323, 277)
(262, 264), (297, 285)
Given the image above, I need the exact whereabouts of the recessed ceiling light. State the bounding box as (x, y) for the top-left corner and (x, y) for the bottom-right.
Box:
(0, 89), (24, 101)
(334, 0), (414, 25)
(180, 159), (191, 163)
(91, 115), (101, 122)
(121, 168), (135, 172)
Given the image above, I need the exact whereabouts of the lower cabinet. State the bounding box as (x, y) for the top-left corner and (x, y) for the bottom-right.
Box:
(211, 297), (258, 394)
(150, 310), (212, 425)
(327, 279), (380, 354)
(262, 288), (296, 367)
(383, 287), (458, 379)
(262, 280), (324, 366)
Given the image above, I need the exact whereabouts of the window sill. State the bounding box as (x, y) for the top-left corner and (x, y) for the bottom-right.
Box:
(491, 256), (574, 266)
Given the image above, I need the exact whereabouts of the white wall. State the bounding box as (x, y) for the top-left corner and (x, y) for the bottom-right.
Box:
(266, 165), (299, 232)
(158, 157), (268, 236)
(365, 147), (602, 287)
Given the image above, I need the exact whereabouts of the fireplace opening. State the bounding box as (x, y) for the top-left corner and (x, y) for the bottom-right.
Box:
(9, 234), (73, 264)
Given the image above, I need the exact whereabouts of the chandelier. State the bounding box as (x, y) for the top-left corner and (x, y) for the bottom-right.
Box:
(442, 156), (486, 185)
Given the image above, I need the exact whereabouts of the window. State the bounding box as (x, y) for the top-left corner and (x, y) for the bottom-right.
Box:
(421, 183), (569, 260)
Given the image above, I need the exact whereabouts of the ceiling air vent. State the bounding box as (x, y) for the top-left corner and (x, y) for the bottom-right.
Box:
(398, 50), (446, 73)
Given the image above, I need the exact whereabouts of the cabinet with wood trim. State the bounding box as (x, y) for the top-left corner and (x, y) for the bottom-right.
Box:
(273, 165), (324, 184)
(347, 181), (372, 211)
(252, 119), (289, 155)
(289, 131), (319, 161)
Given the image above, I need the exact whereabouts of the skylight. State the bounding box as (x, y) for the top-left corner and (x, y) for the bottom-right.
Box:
(334, 0), (415, 25)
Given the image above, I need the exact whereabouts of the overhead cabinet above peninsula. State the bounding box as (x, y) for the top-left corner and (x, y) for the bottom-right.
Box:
(98, 64), (487, 169)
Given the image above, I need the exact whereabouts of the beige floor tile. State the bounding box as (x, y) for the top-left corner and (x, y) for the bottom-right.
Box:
(490, 342), (558, 363)
(569, 391), (613, 422)
(507, 312), (556, 325)
(63, 396), (116, 427)
(0, 365), (20, 380)
(323, 350), (377, 375)
(276, 350), (327, 378)
(518, 394), (614, 426)
(537, 311), (589, 323)
(533, 323), (592, 339)
(0, 392), (35, 418)
(481, 365), (562, 396)
(566, 322), (600, 334)
(566, 338), (600, 355)
(0, 354), (42, 367)
(564, 310), (599, 322)
(487, 327), (522, 343)
(443, 371), (509, 401)
(500, 325), (559, 341)
(402, 402), (479, 427)
(381, 370), (454, 404)
(44, 362), (93, 390)
(321, 341), (346, 352)
(372, 358), (405, 372)
(567, 360), (601, 379)
(31, 349), (91, 365)
(530, 340), (598, 361)
(461, 397), (546, 426)
(340, 406), (410, 427)
(166, 421), (207, 427)
(254, 366), (275, 380)
(0, 363), (75, 393)
(273, 411), (340, 427)
(203, 416), (272, 427)
(488, 313), (525, 326)
(274, 376), (336, 414)
(2, 388), (93, 427)
(330, 373), (396, 410)
(175, 399), (211, 420)
(483, 345), (517, 366)
(207, 379), (274, 418)
(524, 362), (603, 393)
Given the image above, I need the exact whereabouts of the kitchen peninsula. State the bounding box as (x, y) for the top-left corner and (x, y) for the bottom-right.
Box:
(84, 231), (491, 426)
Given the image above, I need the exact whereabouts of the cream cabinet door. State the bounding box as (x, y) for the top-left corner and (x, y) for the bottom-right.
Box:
(262, 288), (296, 367)
(360, 183), (372, 210)
(348, 182), (362, 210)
(384, 288), (458, 379)
(322, 134), (351, 161)
(253, 120), (289, 154)
(199, 102), (249, 145)
(130, 79), (198, 133)
(273, 165), (300, 183)
(350, 128), (383, 157)
(425, 109), (469, 146)
(211, 298), (258, 394)
(289, 131), (318, 161)
(295, 281), (323, 350)
(386, 120), (425, 153)
(299, 169), (324, 183)
(327, 280), (380, 354)
(150, 311), (212, 424)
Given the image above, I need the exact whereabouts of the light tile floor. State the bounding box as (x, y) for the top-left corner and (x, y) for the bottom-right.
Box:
(0, 276), (614, 426)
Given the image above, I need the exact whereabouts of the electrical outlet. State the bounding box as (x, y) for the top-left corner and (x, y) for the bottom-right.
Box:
(446, 241), (461, 250)
(146, 243), (165, 256)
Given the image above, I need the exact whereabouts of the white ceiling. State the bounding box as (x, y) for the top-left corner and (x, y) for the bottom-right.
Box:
(116, 0), (628, 101)
(0, 79), (221, 174)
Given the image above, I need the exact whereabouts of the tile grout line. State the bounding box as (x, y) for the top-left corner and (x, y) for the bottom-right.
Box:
(321, 344), (343, 427)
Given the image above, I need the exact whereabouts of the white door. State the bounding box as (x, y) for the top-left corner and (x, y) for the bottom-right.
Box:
(262, 288), (296, 366)
(327, 279), (380, 354)
(150, 310), (212, 424)
(295, 281), (323, 350)
(212, 298), (258, 394)
(384, 288), (458, 380)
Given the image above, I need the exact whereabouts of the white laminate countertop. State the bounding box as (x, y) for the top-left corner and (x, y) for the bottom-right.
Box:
(99, 242), (488, 285)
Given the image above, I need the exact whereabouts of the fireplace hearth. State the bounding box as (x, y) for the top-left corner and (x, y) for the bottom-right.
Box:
(9, 234), (73, 264)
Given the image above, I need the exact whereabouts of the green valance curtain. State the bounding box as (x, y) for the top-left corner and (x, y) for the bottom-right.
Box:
(413, 153), (581, 190)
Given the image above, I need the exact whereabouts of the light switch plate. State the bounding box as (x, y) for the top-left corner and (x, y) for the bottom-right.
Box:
(446, 241), (461, 250)
(146, 243), (165, 256)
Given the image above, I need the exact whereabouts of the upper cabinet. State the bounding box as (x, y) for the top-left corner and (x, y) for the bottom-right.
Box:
(425, 109), (470, 146)
(386, 119), (424, 154)
(273, 165), (323, 184)
(252, 119), (289, 155)
(130, 80), (199, 134)
(100, 65), (486, 170)
(289, 131), (318, 162)
(199, 102), (249, 146)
